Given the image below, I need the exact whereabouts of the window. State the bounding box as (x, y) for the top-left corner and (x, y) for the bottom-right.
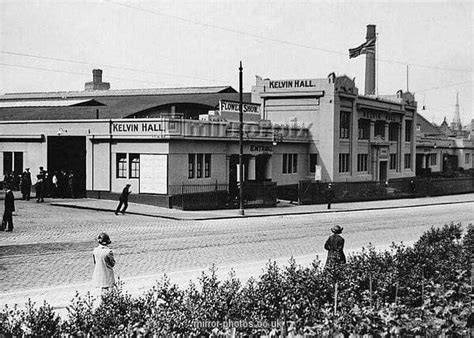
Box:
(466, 153), (470, 164)
(358, 119), (370, 139)
(116, 153), (127, 178)
(339, 112), (350, 139)
(188, 154), (195, 178)
(374, 121), (385, 139)
(309, 154), (318, 173)
(405, 121), (412, 142)
(283, 154), (298, 174)
(357, 154), (368, 172)
(390, 154), (397, 170)
(204, 154), (211, 178)
(196, 154), (203, 178)
(389, 123), (399, 142)
(404, 154), (411, 169)
(430, 154), (437, 166)
(339, 153), (350, 173)
(129, 154), (140, 178)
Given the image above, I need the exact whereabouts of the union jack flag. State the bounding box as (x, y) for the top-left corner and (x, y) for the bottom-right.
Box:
(349, 38), (376, 58)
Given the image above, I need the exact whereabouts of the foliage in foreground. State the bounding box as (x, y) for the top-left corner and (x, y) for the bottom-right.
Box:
(0, 222), (472, 336)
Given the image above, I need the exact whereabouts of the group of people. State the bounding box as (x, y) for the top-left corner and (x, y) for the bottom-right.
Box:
(92, 224), (347, 290)
(33, 167), (76, 202)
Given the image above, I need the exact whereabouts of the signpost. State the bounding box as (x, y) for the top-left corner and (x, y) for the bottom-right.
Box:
(238, 62), (244, 216)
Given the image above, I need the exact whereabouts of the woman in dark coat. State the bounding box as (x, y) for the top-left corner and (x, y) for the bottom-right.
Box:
(324, 225), (346, 269)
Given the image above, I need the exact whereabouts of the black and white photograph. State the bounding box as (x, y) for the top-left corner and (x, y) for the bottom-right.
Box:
(0, 0), (472, 336)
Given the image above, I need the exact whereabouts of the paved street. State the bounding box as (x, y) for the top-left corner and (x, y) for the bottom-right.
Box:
(0, 194), (473, 311)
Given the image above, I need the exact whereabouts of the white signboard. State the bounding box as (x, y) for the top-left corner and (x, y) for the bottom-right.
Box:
(219, 100), (260, 114)
(112, 121), (165, 136)
(315, 165), (322, 181)
(139, 154), (168, 194)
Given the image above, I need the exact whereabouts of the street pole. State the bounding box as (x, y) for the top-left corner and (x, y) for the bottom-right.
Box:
(238, 61), (245, 216)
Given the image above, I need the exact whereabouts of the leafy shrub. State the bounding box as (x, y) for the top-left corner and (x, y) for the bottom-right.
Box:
(1, 223), (471, 336)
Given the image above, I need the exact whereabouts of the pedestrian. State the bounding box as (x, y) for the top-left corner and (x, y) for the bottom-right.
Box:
(92, 232), (116, 291)
(410, 179), (416, 195)
(36, 167), (46, 203)
(324, 225), (346, 270)
(20, 168), (32, 201)
(325, 183), (335, 209)
(115, 184), (131, 215)
(68, 171), (75, 198)
(2, 184), (15, 232)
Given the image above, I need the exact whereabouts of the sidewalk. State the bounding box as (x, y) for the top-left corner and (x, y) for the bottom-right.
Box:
(50, 193), (474, 220)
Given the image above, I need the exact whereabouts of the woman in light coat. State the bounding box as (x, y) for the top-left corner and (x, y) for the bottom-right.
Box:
(92, 232), (116, 290)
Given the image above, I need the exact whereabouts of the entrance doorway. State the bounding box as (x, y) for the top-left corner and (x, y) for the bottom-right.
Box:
(379, 161), (387, 182)
(255, 154), (271, 181)
(47, 136), (86, 198)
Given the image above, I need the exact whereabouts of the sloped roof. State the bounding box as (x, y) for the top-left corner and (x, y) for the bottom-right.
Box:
(0, 99), (105, 108)
(416, 112), (444, 136)
(0, 86), (250, 121)
(0, 86), (237, 100)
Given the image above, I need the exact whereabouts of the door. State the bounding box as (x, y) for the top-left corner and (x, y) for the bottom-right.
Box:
(379, 161), (387, 182)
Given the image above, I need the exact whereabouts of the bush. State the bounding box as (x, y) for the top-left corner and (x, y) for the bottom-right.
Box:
(1, 223), (471, 336)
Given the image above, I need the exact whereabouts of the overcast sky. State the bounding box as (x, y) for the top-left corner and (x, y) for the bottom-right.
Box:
(0, 0), (472, 125)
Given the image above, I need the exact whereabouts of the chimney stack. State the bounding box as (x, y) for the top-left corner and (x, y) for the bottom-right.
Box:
(85, 69), (110, 91)
(365, 24), (376, 95)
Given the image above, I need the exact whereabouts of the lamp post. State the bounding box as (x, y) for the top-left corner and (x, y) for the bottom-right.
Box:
(238, 61), (244, 216)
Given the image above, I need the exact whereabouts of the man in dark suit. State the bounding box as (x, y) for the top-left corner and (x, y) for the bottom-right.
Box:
(325, 183), (335, 209)
(20, 168), (32, 201)
(2, 184), (15, 231)
(115, 184), (131, 215)
(36, 167), (46, 203)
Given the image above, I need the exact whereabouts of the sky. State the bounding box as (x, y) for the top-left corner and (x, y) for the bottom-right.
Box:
(0, 0), (472, 125)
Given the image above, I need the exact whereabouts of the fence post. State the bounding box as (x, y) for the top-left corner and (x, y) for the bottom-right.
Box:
(181, 183), (184, 210)
(297, 180), (302, 205)
(334, 282), (338, 315)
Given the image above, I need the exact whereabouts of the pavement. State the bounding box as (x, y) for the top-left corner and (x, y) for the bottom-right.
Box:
(0, 192), (473, 317)
(50, 193), (474, 220)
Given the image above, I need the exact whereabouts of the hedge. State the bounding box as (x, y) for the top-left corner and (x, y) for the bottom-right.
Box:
(1, 222), (472, 336)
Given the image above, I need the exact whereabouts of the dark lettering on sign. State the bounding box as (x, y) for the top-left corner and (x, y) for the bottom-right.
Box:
(220, 100), (260, 114)
(269, 79), (316, 89)
(112, 123), (163, 133)
(250, 145), (273, 153)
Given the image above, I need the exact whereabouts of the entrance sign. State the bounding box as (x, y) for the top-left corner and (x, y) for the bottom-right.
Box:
(315, 165), (322, 181)
(248, 144), (273, 154)
(139, 154), (168, 194)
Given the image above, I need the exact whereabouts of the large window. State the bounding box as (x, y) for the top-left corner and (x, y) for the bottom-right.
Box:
(3, 152), (13, 175)
(196, 154), (203, 178)
(405, 121), (412, 142)
(129, 154), (140, 178)
(283, 154), (298, 174)
(188, 154), (195, 179)
(357, 154), (368, 172)
(389, 123), (399, 142)
(404, 154), (411, 169)
(188, 153), (211, 179)
(430, 154), (437, 166)
(116, 153), (127, 178)
(358, 119), (370, 139)
(339, 153), (350, 173)
(390, 154), (397, 170)
(374, 121), (385, 139)
(340, 112), (351, 139)
(204, 154), (211, 178)
(309, 154), (318, 173)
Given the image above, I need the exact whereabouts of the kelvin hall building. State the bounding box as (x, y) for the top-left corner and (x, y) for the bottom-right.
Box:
(0, 69), (471, 209)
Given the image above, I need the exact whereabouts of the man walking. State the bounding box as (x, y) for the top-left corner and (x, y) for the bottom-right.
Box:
(36, 167), (46, 203)
(20, 168), (32, 201)
(115, 184), (131, 215)
(2, 184), (15, 232)
(325, 183), (335, 209)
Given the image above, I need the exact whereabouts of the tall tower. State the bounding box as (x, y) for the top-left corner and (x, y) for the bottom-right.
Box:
(452, 92), (462, 131)
(365, 25), (376, 95)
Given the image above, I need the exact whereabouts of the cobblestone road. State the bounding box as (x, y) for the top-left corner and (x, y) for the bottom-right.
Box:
(0, 199), (473, 294)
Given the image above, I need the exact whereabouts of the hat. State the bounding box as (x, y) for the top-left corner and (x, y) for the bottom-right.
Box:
(126, 184), (131, 187)
(25, 168), (30, 171)
(331, 225), (343, 234)
(97, 232), (111, 245)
